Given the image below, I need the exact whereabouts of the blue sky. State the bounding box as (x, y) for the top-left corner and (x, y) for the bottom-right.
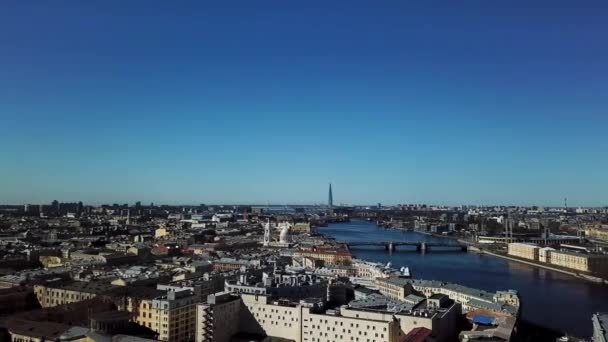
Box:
(1, 1), (607, 206)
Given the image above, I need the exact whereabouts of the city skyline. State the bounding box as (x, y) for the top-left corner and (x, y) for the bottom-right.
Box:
(1, 194), (605, 209)
(2, 2), (608, 342)
(1, 1), (607, 206)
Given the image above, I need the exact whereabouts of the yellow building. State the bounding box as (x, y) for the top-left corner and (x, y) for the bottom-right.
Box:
(375, 277), (409, 301)
(126, 289), (197, 342)
(507, 243), (539, 261)
(585, 227), (608, 242)
(298, 247), (353, 266)
(33, 281), (119, 308)
(292, 222), (312, 233)
(155, 227), (169, 239)
(39, 256), (64, 268)
(548, 250), (608, 275)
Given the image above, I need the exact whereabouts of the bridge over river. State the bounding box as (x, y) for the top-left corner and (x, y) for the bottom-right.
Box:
(338, 240), (467, 253)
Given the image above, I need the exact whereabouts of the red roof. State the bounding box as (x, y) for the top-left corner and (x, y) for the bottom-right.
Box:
(399, 327), (432, 342)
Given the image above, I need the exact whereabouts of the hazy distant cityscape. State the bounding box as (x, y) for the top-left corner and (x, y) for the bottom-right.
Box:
(0, 184), (607, 342)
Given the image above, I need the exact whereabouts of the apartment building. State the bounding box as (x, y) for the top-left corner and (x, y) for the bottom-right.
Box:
(548, 250), (608, 275)
(213, 258), (259, 272)
(507, 243), (539, 261)
(127, 289), (197, 342)
(586, 227), (608, 243)
(292, 222), (312, 233)
(196, 292), (241, 342)
(33, 281), (120, 308)
(225, 270), (327, 301)
(352, 260), (393, 280)
(197, 291), (460, 342)
(298, 247), (353, 266)
(375, 277), (409, 300)
(157, 273), (226, 303)
(303, 305), (397, 342)
(375, 278), (519, 317)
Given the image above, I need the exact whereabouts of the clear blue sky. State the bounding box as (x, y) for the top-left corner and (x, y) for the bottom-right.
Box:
(1, 1), (607, 206)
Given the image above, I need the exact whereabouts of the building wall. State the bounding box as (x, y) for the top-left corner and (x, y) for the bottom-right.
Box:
(127, 294), (197, 342)
(299, 249), (353, 266)
(374, 279), (507, 316)
(353, 262), (389, 280)
(538, 247), (554, 263)
(375, 279), (406, 301)
(545, 251), (608, 276)
(589, 257), (608, 277)
(592, 313), (608, 342)
(303, 308), (396, 342)
(240, 294), (302, 342)
(548, 251), (590, 272)
(213, 262), (246, 273)
(507, 243), (539, 261)
(586, 228), (608, 243)
(10, 332), (44, 342)
(196, 300), (240, 342)
(292, 223), (312, 233)
(33, 285), (98, 308)
(199, 292), (461, 342)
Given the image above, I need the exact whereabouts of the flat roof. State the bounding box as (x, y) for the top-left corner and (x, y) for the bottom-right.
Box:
(45, 280), (119, 294)
(7, 319), (71, 339)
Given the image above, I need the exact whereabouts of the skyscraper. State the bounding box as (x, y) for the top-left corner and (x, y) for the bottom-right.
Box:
(328, 183), (333, 208)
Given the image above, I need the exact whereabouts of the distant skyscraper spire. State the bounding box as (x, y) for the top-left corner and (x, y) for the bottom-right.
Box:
(328, 183), (333, 208)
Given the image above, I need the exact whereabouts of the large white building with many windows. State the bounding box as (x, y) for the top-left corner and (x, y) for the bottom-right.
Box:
(196, 291), (460, 342)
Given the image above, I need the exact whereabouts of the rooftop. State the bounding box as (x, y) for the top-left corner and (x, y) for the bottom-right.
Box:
(349, 293), (419, 313)
(594, 312), (608, 341)
(44, 280), (120, 294)
(6, 319), (71, 339)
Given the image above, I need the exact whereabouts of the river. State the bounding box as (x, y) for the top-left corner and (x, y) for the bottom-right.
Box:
(317, 219), (608, 337)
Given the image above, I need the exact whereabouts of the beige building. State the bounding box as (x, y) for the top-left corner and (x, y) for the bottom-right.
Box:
(586, 227), (608, 242)
(548, 250), (608, 275)
(39, 255), (64, 268)
(213, 258), (252, 272)
(374, 278), (520, 317)
(126, 289), (197, 342)
(507, 243), (539, 261)
(33, 281), (119, 308)
(303, 305), (398, 342)
(196, 292), (395, 342)
(353, 260), (392, 280)
(34, 281), (197, 342)
(196, 292), (460, 342)
(375, 277), (409, 300)
(539, 247), (555, 263)
(155, 227), (169, 239)
(298, 247), (353, 266)
(292, 222), (312, 233)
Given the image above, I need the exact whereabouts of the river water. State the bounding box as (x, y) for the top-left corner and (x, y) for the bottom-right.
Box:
(317, 220), (608, 337)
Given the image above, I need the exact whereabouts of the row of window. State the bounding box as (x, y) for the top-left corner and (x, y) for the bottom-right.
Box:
(307, 335), (381, 341)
